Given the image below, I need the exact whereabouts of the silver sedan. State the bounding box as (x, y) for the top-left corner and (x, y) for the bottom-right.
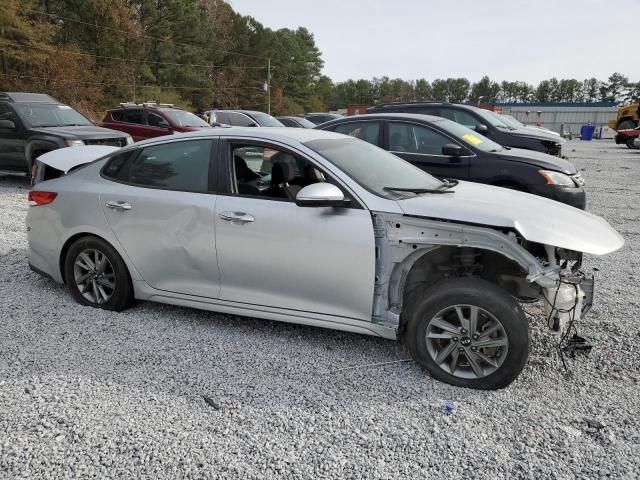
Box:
(27, 128), (623, 389)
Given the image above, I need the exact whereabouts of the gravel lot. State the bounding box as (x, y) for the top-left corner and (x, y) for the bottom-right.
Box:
(1, 139), (639, 479)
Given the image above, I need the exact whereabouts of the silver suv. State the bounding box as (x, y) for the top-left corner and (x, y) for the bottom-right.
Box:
(27, 128), (623, 389)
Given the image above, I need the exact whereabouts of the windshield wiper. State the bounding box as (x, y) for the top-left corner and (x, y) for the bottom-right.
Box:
(441, 178), (459, 189)
(384, 186), (454, 195)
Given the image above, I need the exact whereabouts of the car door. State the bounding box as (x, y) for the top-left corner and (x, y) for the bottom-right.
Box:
(115, 109), (148, 141)
(0, 103), (27, 172)
(326, 120), (382, 147)
(213, 138), (376, 321)
(145, 111), (173, 139)
(384, 121), (470, 180)
(100, 138), (220, 298)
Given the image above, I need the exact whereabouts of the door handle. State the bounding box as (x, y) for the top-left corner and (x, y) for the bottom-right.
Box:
(219, 211), (255, 223)
(105, 200), (132, 211)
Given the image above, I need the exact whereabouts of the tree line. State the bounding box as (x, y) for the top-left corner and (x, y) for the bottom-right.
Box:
(0, 1), (637, 120)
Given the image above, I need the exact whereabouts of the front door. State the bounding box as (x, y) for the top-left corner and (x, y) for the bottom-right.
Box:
(100, 139), (220, 297)
(214, 140), (376, 321)
(385, 121), (470, 180)
(0, 104), (27, 172)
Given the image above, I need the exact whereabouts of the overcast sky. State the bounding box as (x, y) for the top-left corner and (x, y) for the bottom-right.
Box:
(229, 0), (639, 84)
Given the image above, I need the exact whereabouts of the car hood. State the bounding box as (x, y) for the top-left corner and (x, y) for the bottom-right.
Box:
(396, 181), (623, 255)
(503, 127), (565, 143)
(30, 126), (129, 139)
(36, 145), (120, 173)
(496, 147), (577, 174)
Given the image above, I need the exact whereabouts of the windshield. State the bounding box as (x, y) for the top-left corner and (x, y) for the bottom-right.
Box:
(304, 137), (445, 199)
(16, 104), (93, 127)
(251, 112), (284, 127)
(163, 110), (210, 127)
(434, 118), (505, 153)
(472, 107), (511, 129)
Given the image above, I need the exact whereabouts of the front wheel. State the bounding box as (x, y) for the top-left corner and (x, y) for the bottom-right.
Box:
(64, 236), (133, 311)
(404, 278), (529, 390)
(626, 137), (638, 149)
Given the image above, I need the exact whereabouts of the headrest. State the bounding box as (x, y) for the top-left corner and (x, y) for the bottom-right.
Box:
(271, 161), (295, 184)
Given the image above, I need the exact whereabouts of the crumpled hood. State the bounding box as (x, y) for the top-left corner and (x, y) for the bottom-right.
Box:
(497, 147), (577, 174)
(397, 181), (624, 255)
(36, 145), (120, 173)
(30, 126), (129, 139)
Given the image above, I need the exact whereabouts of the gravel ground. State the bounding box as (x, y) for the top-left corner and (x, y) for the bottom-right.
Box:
(0, 139), (639, 479)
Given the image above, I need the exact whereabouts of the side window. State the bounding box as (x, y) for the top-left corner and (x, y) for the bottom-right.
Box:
(114, 109), (144, 125)
(214, 112), (230, 124)
(102, 150), (136, 181)
(147, 111), (170, 128)
(128, 140), (212, 192)
(333, 121), (381, 146)
(389, 123), (453, 155)
(278, 118), (295, 127)
(442, 108), (479, 129)
(231, 144), (327, 201)
(0, 104), (18, 127)
(228, 112), (255, 127)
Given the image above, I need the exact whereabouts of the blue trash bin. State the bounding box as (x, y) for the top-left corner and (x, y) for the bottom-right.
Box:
(580, 124), (595, 141)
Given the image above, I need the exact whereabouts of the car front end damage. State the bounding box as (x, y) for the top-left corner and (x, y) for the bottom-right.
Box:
(370, 212), (602, 341)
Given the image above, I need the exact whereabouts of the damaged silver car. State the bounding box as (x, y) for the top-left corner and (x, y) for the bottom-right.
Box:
(26, 129), (624, 389)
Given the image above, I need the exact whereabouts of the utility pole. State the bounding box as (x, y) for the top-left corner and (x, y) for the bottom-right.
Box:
(267, 57), (271, 115)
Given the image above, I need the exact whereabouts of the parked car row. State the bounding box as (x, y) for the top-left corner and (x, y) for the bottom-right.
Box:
(28, 126), (623, 390)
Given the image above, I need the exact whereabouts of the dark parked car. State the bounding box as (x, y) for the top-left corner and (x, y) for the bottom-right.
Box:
(275, 116), (316, 128)
(614, 126), (640, 149)
(204, 110), (283, 127)
(0, 92), (132, 177)
(367, 102), (565, 157)
(317, 113), (585, 209)
(303, 113), (344, 125)
(100, 102), (212, 141)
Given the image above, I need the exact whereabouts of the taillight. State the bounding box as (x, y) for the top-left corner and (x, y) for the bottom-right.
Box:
(28, 191), (57, 206)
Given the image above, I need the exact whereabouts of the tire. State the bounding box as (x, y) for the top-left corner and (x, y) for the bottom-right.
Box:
(404, 278), (529, 390)
(64, 236), (133, 311)
(617, 120), (637, 131)
(626, 137), (638, 150)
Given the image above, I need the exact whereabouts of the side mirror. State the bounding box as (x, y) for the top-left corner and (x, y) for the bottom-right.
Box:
(296, 183), (348, 208)
(442, 143), (464, 157)
(475, 124), (489, 135)
(0, 119), (16, 129)
(158, 121), (171, 129)
(248, 122), (258, 127)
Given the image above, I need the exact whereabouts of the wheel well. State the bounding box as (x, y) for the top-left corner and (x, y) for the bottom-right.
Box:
(398, 246), (536, 334)
(58, 233), (115, 283)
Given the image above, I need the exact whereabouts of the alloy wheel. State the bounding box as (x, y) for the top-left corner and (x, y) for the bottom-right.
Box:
(73, 248), (116, 305)
(425, 304), (509, 379)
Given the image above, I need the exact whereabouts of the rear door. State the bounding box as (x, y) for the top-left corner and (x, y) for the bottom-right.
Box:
(111, 109), (149, 141)
(100, 138), (220, 297)
(384, 121), (470, 179)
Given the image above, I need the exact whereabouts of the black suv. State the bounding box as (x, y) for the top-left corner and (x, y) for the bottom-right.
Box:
(367, 102), (564, 157)
(0, 92), (132, 176)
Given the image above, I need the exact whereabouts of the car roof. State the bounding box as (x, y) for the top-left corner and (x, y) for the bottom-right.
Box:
(130, 126), (347, 148)
(319, 112), (446, 124)
(0, 92), (59, 103)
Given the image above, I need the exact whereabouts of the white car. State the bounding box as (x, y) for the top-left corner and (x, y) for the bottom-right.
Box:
(27, 128), (623, 389)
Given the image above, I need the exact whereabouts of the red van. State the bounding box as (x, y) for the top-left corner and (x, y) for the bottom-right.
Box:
(100, 103), (212, 141)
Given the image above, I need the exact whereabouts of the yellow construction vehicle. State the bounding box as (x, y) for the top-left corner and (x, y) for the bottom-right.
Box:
(608, 103), (639, 130)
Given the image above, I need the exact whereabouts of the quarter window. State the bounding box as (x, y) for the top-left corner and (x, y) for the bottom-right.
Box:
(124, 140), (212, 192)
(388, 123), (454, 155)
(333, 122), (381, 146)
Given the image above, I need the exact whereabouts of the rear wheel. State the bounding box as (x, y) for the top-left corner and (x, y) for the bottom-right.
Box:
(618, 120), (637, 131)
(404, 278), (529, 390)
(64, 236), (133, 311)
